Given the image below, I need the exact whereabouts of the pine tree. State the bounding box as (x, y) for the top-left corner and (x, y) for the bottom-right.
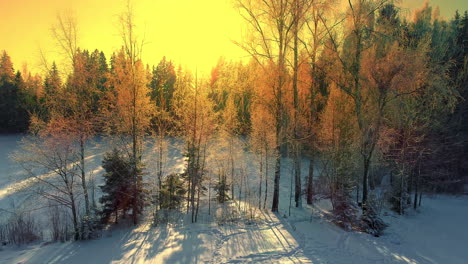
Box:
(0, 51), (28, 132)
(99, 149), (132, 223)
(214, 171), (230, 203)
(159, 173), (186, 210)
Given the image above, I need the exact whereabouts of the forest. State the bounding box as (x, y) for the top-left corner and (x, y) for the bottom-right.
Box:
(0, 0), (467, 263)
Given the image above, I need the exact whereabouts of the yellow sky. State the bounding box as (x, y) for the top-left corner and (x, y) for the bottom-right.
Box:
(0, 0), (466, 76)
(0, 0), (246, 75)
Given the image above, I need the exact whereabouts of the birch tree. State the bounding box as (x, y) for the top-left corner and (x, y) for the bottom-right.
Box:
(235, 0), (295, 212)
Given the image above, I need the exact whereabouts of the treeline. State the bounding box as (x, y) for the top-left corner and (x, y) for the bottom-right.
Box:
(1, 0), (467, 242)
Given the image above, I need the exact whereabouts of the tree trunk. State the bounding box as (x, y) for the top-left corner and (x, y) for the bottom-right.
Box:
(307, 157), (314, 204)
(158, 135), (163, 209)
(264, 147), (268, 209)
(132, 175), (138, 225)
(294, 148), (301, 208)
(191, 166), (196, 223)
(208, 174), (211, 215)
(289, 158), (293, 216)
(272, 145), (281, 212)
(414, 162), (420, 209)
(292, 1), (301, 209)
(356, 179), (360, 204)
(399, 171), (404, 215)
(69, 191), (79, 241)
(362, 156), (370, 206)
(259, 152), (263, 209)
(238, 171), (243, 211)
(195, 184), (200, 222)
(80, 137), (90, 216)
(186, 170), (191, 214)
(230, 139), (235, 201)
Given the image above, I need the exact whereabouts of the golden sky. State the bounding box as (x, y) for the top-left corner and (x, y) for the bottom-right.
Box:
(0, 0), (466, 76)
(0, 0), (246, 75)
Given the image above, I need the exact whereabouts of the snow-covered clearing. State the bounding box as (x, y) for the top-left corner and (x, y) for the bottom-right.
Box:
(2, 195), (467, 264)
(1, 135), (467, 264)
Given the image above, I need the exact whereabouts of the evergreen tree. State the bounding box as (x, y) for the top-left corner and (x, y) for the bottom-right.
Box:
(159, 173), (186, 210)
(42, 62), (62, 118)
(99, 149), (132, 223)
(0, 51), (29, 132)
(214, 172), (230, 203)
(150, 57), (176, 111)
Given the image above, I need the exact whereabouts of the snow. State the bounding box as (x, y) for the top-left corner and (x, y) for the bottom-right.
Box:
(1, 135), (468, 264)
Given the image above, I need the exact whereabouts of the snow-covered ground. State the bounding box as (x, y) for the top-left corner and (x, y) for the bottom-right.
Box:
(1, 135), (467, 264)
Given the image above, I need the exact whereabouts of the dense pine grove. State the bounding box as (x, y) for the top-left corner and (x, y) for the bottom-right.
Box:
(0, 1), (467, 250)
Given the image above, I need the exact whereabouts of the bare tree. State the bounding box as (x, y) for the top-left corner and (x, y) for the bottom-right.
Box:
(319, 0), (391, 207)
(14, 123), (82, 240)
(235, 0), (296, 212)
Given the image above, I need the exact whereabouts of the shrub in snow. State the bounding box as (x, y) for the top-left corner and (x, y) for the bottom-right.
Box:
(48, 204), (73, 242)
(80, 214), (102, 240)
(0, 213), (41, 245)
(360, 206), (387, 237)
(331, 189), (359, 231)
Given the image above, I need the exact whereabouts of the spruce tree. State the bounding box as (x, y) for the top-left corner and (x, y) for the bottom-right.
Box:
(99, 149), (132, 223)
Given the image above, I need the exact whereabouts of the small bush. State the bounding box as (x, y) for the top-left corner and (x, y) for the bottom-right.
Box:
(80, 213), (102, 240)
(360, 209), (387, 237)
(331, 192), (359, 231)
(1, 213), (41, 245)
(49, 204), (73, 242)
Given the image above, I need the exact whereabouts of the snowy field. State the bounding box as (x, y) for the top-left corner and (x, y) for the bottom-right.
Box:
(1, 134), (467, 264)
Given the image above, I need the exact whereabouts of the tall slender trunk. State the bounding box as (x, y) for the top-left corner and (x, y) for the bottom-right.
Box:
(69, 190), (79, 241)
(307, 157), (314, 204)
(91, 176), (96, 210)
(80, 136), (90, 216)
(259, 152), (263, 209)
(352, 20), (368, 208)
(356, 178), (360, 204)
(195, 183), (200, 222)
(272, 144), (281, 212)
(238, 170), (243, 211)
(186, 142), (191, 214)
(362, 155), (370, 206)
(264, 146), (268, 209)
(191, 163), (196, 223)
(399, 170), (404, 215)
(208, 173), (211, 215)
(131, 77), (139, 225)
(407, 170), (413, 205)
(292, 0), (301, 208)
(186, 168), (191, 214)
(414, 162), (420, 209)
(289, 156), (293, 216)
(230, 139), (235, 201)
(294, 148), (301, 208)
(158, 134), (163, 209)
(272, 22), (285, 213)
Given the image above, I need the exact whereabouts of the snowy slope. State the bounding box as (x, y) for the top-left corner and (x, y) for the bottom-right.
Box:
(1, 135), (467, 264)
(1, 195), (467, 264)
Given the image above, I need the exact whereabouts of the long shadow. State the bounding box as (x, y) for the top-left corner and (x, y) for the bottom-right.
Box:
(15, 221), (171, 264)
(160, 226), (207, 264)
(275, 203), (425, 264)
